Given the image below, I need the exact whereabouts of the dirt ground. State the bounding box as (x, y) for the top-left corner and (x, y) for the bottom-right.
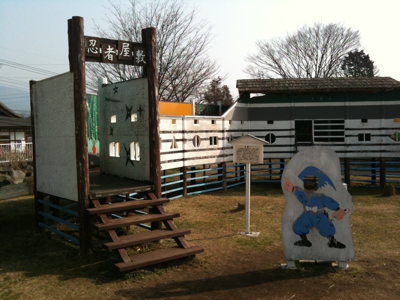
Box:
(1, 186), (399, 300)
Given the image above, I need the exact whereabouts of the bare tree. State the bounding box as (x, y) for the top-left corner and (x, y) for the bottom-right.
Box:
(87, 0), (218, 102)
(245, 23), (361, 79)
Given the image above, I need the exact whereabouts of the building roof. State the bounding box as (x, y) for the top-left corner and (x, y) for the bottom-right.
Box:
(0, 101), (22, 118)
(236, 77), (400, 94)
(0, 116), (31, 128)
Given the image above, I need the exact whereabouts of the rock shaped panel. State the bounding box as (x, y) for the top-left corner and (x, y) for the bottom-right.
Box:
(281, 146), (355, 262)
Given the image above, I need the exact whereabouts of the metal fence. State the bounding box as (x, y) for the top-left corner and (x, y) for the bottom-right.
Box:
(0, 142), (33, 162)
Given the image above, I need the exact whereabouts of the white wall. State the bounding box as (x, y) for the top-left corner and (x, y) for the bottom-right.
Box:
(98, 78), (151, 181)
(32, 72), (78, 202)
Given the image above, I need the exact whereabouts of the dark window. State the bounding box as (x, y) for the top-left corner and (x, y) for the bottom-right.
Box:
(362, 119), (368, 123)
(365, 133), (371, 141)
(267, 120), (274, 124)
(265, 133), (276, 144)
(295, 120), (313, 143)
(358, 134), (364, 141)
(211, 120), (216, 124)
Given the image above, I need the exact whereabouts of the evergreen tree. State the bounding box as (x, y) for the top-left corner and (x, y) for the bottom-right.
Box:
(341, 50), (378, 77)
(203, 77), (233, 106)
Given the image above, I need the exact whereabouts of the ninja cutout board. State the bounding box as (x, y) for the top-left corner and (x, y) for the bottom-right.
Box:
(281, 146), (355, 262)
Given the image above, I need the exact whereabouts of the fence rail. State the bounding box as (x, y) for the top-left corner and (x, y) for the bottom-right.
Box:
(0, 142), (33, 162)
(159, 158), (399, 200)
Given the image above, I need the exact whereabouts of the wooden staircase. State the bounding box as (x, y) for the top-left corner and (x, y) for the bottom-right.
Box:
(87, 192), (203, 272)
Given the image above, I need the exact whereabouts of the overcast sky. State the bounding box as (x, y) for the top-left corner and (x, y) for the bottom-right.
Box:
(1, 0), (399, 113)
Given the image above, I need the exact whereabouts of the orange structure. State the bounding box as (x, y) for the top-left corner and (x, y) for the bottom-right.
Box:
(159, 101), (192, 116)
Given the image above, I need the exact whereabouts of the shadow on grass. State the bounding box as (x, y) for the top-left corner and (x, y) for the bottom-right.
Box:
(0, 197), (212, 285)
(115, 263), (335, 299)
(0, 197), (123, 283)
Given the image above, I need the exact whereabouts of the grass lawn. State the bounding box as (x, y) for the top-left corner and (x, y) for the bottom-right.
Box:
(0, 185), (399, 299)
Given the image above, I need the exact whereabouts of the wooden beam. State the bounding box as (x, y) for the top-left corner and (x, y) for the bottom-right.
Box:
(221, 162), (227, 191)
(180, 166), (187, 196)
(68, 16), (91, 253)
(344, 158), (350, 187)
(380, 158), (386, 188)
(30, 80), (41, 232)
(142, 27), (161, 200)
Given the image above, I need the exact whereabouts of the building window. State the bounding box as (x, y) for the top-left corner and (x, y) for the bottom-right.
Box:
(109, 142), (120, 157)
(171, 119), (176, 124)
(209, 136), (218, 145)
(295, 120), (313, 143)
(227, 134), (233, 143)
(390, 132), (400, 142)
(192, 135), (201, 148)
(361, 119), (368, 123)
(267, 120), (274, 124)
(111, 115), (117, 123)
(358, 133), (371, 142)
(194, 119), (199, 125)
(211, 120), (216, 125)
(130, 142), (140, 160)
(265, 133), (276, 144)
(313, 120), (345, 143)
(170, 136), (178, 149)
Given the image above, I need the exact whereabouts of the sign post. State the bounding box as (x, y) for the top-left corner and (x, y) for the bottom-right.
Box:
(231, 135), (268, 237)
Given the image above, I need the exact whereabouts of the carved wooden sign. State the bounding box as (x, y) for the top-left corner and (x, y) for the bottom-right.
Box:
(231, 134), (268, 164)
(84, 36), (147, 66)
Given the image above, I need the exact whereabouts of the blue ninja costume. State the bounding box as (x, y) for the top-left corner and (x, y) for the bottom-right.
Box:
(292, 187), (338, 237)
(291, 166), (346, 249)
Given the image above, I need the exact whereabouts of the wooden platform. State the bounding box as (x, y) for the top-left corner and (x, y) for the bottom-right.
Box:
(89, 168), (153, 198)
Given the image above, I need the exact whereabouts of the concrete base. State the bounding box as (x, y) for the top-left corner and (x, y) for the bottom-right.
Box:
(281, 260), (296, 269)
(332, 261), (349, 270)
(239, 231), (260, 237)
(282, 260), (350, 270)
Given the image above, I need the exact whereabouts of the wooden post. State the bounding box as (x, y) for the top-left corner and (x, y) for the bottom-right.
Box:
(142, 27), (161, 199)
(371, 158), (377, 185)
(221, 162), (227, 191)
(49, 195), (60, 218)
(142, 27), (162, 230)
(380, 158), (386, 188)
(30, 80), (42, 232)
(344, 158), (351, 187)
(68, 16), (91, 253)
(180, 166), (187, 197)
(280, 158), (285, 175)
(240, 164), (245, 182)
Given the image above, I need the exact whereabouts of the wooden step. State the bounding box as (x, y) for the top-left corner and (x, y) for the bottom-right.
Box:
(104, 229), (191, 250)
(115, 246), (204, 272)
(95, 213), (180, 231)
(87, 198), (170, 215)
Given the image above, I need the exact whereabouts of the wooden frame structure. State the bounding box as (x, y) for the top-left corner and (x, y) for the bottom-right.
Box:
(30, 17), (202, 271)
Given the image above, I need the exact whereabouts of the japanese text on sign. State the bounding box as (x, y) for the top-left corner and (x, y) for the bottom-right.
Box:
(235, 146), (260, 163)
(84, 36), (146, 66)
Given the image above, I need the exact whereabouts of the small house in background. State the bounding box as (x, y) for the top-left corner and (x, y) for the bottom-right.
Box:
(0, 101), (31, 145)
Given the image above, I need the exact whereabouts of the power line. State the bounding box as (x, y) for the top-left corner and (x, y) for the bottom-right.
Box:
(0, 59), (60, 76)
(0, 84), (29, 91)
(0, 47), (65, 62)
(0, 96), (29, 101)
